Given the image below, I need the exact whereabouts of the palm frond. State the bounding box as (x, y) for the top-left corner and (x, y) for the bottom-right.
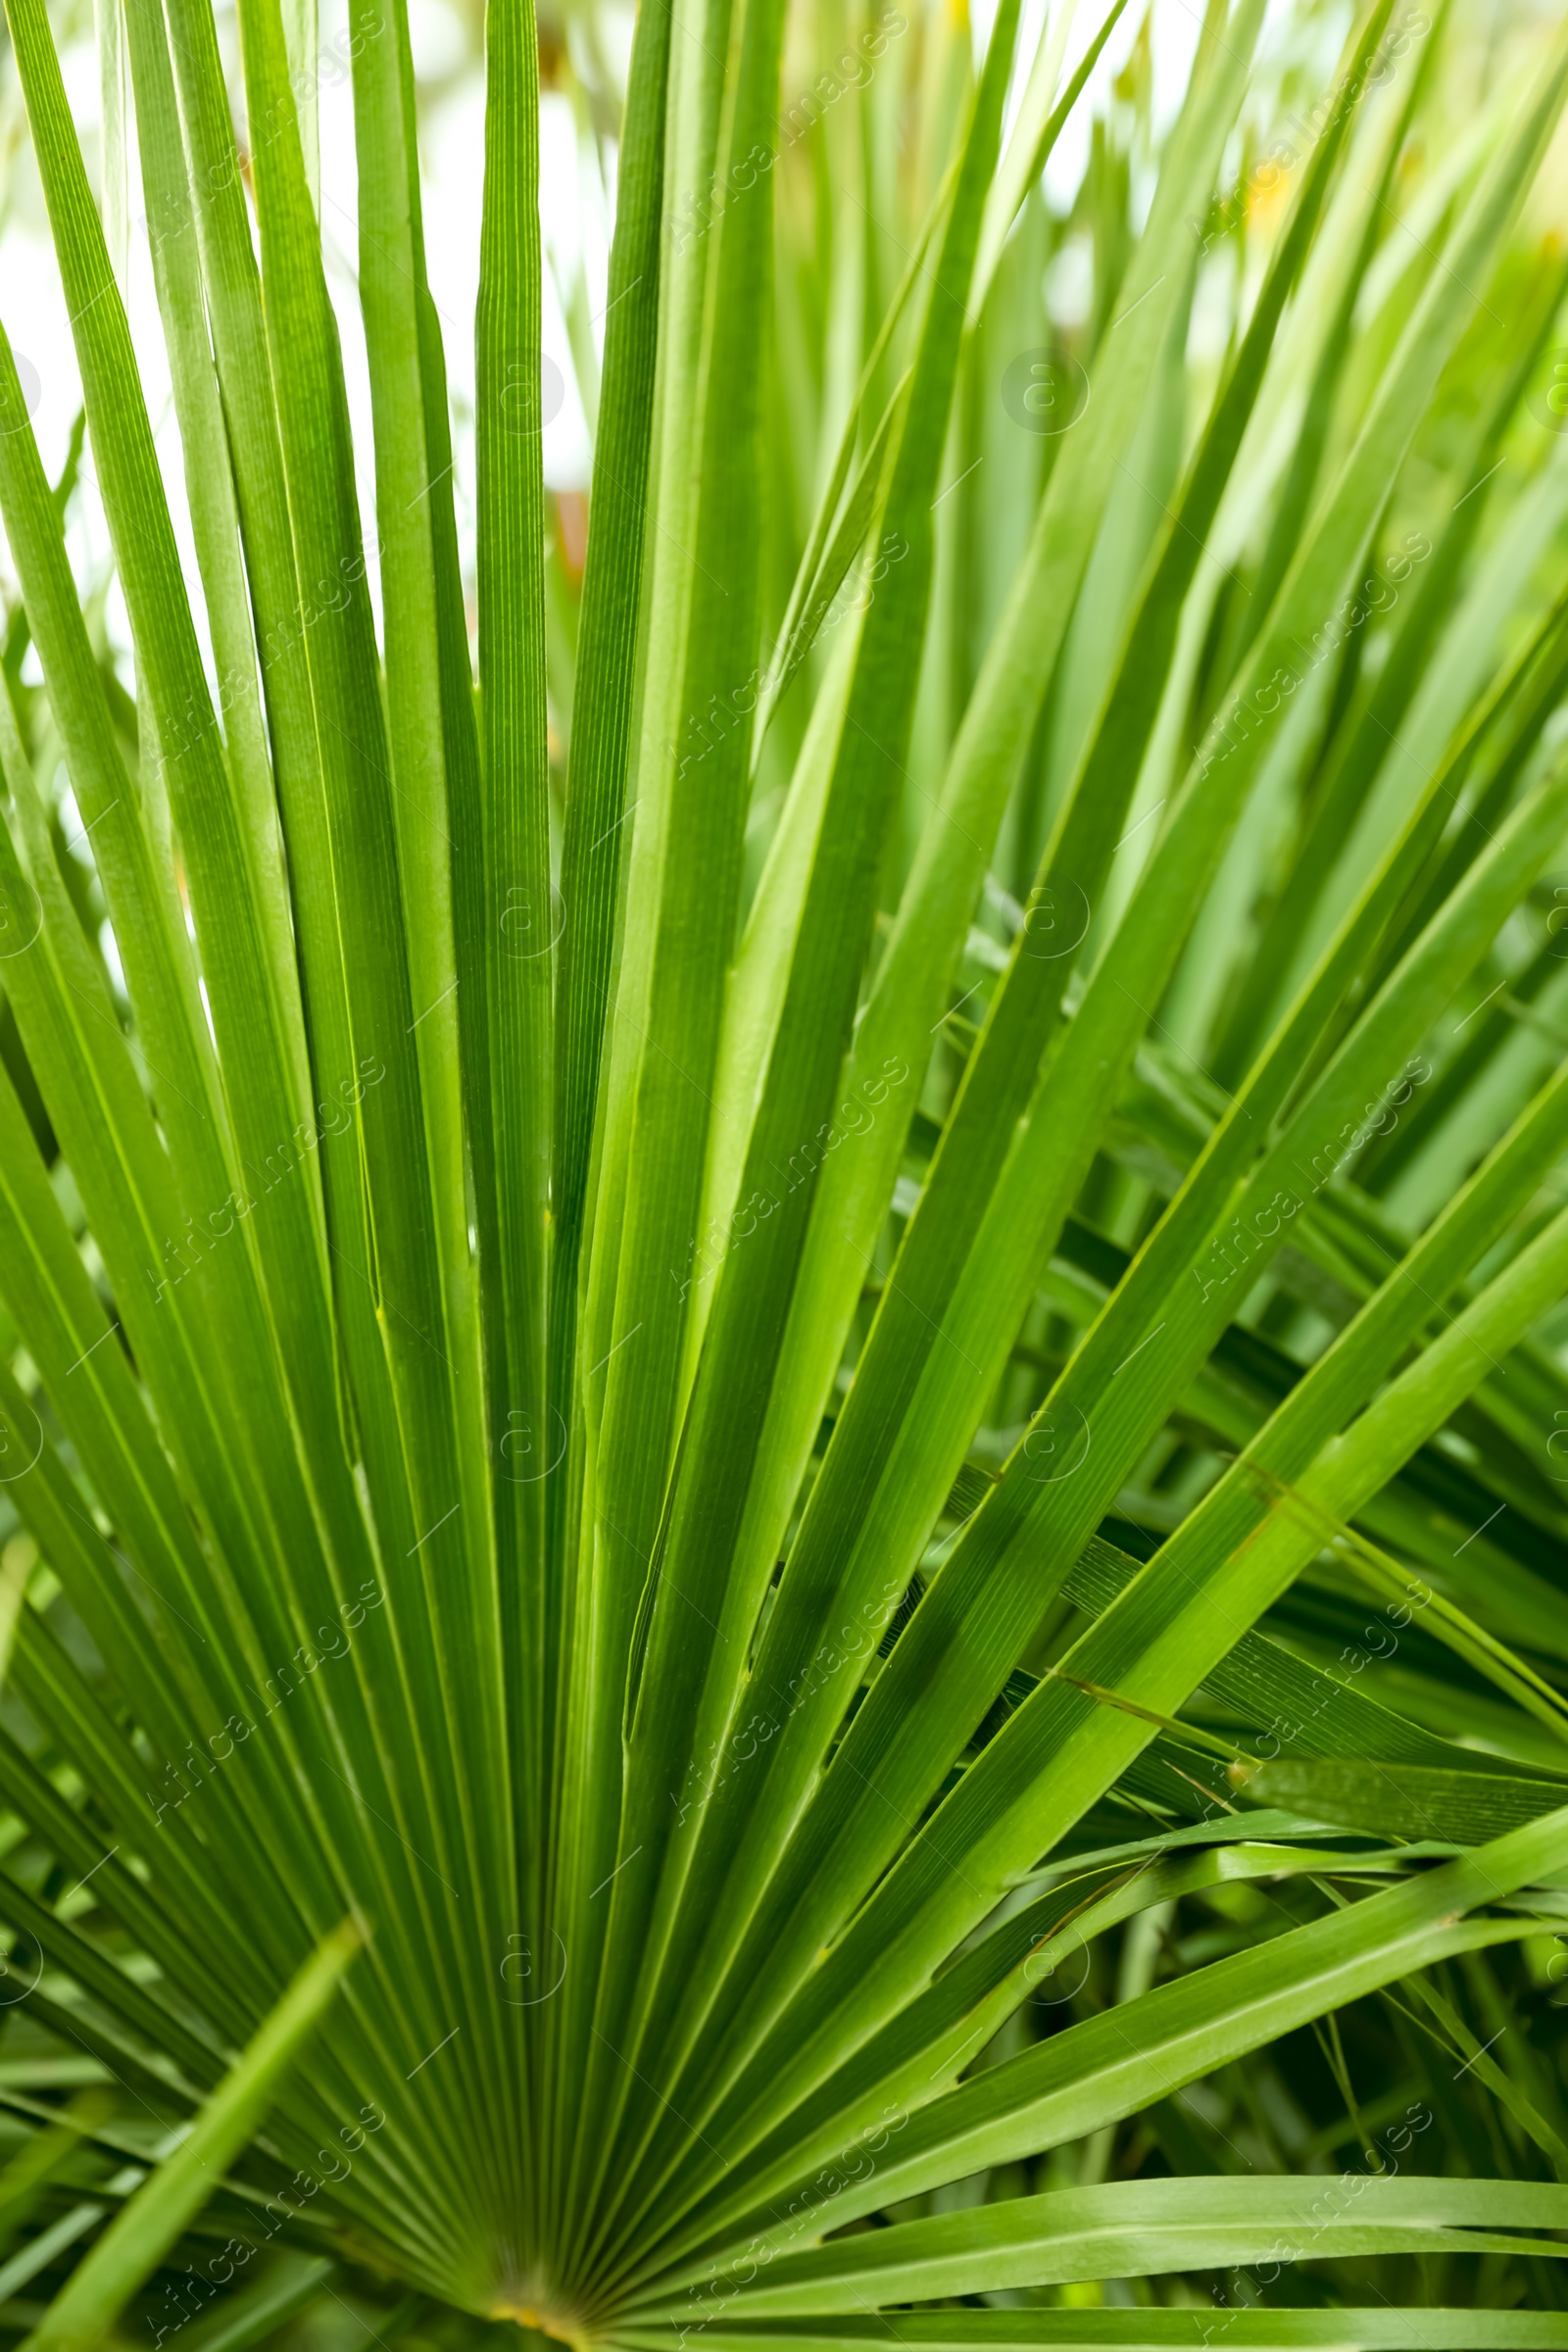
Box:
(0, 0), (1566, 2345)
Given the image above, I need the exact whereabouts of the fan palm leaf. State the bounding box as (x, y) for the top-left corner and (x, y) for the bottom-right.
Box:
(0, 0), (1565, 2342)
